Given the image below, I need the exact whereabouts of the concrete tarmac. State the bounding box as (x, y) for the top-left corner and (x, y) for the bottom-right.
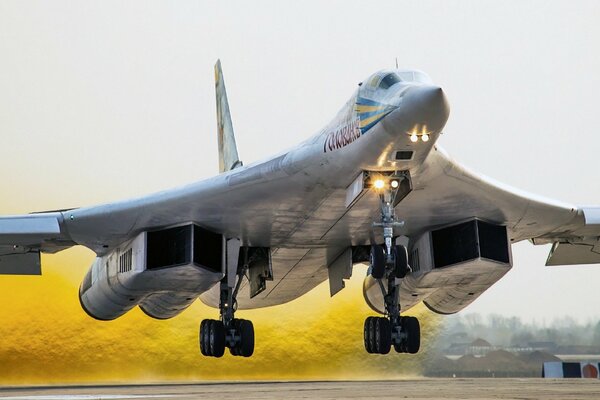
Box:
(1, 379), (600, 400)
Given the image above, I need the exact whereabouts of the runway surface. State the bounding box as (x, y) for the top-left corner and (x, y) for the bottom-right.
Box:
(1, 379), (600, 400)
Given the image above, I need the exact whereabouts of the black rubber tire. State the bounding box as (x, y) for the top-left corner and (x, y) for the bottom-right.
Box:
(394, 245), (409, 278)
(370, 245), (386, 279)
(364, 317), (373, 353)
(365, 316), (377, 353)
(210, 320), (226, 358)
(405, 316), (421, 354)
(376, 317), (392, 354)
(238, 319), (255, 357)
(199, 319), (209, 356)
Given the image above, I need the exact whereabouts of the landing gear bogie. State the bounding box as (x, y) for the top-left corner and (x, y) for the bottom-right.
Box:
(199, 244), (256, 358)
(199, 317), (255, 359)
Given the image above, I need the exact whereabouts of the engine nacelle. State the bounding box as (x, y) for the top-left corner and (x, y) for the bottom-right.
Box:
(79, 224), (224, 320)
(139, 292), (201, 320)
(363, 219), (512, 315)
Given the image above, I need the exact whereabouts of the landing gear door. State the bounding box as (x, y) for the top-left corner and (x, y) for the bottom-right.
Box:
(247, 248), (273, 298)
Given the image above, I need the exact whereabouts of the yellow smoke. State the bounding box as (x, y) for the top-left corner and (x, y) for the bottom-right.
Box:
(0, 247), (440, 384)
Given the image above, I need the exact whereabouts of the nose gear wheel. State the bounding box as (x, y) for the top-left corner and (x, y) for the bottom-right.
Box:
(364, 173), (421, 355)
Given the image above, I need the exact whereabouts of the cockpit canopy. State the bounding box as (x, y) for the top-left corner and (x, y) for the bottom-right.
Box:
(364, 70), (433, 90)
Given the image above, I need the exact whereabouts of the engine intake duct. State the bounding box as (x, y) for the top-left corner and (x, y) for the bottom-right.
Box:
(430, 219), (510, 268)
(79, 224), (225, 321)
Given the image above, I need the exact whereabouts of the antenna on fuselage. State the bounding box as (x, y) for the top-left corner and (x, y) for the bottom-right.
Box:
(395, 57), (398, 69)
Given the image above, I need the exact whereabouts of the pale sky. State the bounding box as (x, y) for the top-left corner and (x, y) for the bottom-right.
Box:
(1, 1), (600, 322)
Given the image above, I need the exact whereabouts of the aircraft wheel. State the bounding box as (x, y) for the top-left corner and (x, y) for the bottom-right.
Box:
(364, 316), (391, 354)
(375, 317), (392, 354)
(364, 317), (375, 353)
(393, 245), (410, 278)
(238, 319), (255, 357)
(370, 245), (386, 279)
(200, 319), (226, 357)
(393, 316), (420, 354)
(404, 316), (420, 354)
(199, 319), (209, 356)
(210, 319), (226, 357)
(228, 319), (254, 357)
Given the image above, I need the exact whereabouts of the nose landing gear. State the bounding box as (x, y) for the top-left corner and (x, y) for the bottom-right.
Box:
(364, 175), (421, 355)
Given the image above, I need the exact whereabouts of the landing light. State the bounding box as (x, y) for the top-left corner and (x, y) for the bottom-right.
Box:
(374, 179), (385, 190)
(390, 180), (399, 189)
(410, 134), (418, 143)
(422, 134), (429, 142)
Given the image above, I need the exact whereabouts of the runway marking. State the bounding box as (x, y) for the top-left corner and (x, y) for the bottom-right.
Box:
(0, 395), (181, 400)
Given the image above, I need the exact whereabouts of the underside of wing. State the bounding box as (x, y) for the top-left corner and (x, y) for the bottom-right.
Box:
(406, 146), (597, 262)
(199, 246), (345, 309)
(0, 213), (75, 274)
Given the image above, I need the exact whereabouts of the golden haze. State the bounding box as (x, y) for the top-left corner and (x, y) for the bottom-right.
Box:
(0, 247), (440, 383)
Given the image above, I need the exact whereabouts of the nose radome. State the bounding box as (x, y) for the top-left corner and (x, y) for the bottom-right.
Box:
(406, 85), (446, 110)
(401, 84), (450, 124)
(383, 84), (450, 138)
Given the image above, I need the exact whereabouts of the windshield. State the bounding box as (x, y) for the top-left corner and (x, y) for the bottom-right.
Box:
(397, 70), (433, 84)
(379, 73), (402, 89)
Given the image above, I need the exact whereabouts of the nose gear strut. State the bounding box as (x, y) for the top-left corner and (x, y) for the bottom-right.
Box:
(364, 173), (420, 355)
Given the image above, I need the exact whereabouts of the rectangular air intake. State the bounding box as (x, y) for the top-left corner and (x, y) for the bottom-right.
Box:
(431, 219), (509, 268)
(146, 225), (192, 269)
(395, 151), (413, 160)
(145, 224), (223, 273)
(193, 225), (223, 273)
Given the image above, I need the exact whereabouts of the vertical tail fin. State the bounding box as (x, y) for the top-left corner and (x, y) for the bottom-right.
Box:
(215, 60), (242, 173)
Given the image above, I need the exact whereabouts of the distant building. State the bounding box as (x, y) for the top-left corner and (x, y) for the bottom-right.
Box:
(467, 338), (494, 356)
(528, 341), (557, 353)
(446, 342), (470, 356)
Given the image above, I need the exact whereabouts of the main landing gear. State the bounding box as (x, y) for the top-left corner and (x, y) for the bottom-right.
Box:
(364, 176), (421, 355)
(200, 244), (255, 358)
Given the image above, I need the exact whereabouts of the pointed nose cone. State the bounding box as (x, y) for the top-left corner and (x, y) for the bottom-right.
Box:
(405, 85), (449, 119)
(383, 84), (450, 138)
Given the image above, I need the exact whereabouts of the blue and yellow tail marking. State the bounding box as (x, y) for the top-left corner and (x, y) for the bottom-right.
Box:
(355, 97), (398, 134)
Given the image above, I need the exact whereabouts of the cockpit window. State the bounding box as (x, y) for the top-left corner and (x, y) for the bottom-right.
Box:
(398, 71), (433, 84)
(369, 75), (381, 87)
(379, 73), (402, 89)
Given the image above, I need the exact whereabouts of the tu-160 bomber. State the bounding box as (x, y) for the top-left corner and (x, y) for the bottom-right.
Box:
(1, 61), (599, 358)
